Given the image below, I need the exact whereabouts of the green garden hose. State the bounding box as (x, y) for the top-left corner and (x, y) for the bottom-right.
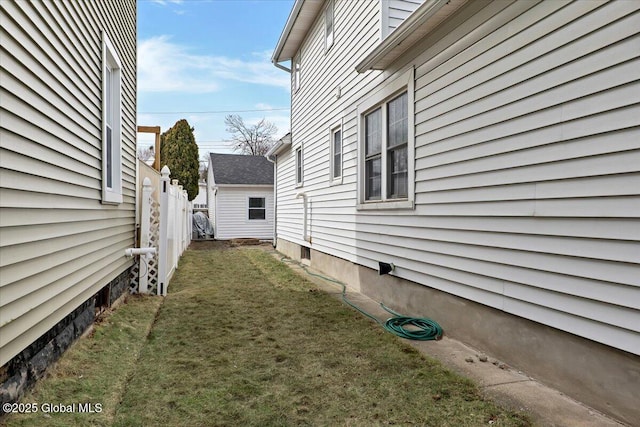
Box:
(281, 256), (443, 341)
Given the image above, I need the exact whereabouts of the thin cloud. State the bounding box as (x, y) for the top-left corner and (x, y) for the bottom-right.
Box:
(149, 0), (184, 5)
(138, 36), (290, 93)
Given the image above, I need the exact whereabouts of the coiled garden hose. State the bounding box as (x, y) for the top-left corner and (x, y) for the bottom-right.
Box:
(281, 256), (443, 341)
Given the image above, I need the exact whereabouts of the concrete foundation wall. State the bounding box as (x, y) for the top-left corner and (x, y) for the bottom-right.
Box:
(276, 238), (640, 425)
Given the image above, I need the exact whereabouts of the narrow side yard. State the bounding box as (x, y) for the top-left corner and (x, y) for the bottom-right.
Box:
(4, 245), (530, 427)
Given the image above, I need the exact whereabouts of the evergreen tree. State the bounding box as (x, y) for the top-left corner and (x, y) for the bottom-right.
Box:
(160, 119), (200, 201)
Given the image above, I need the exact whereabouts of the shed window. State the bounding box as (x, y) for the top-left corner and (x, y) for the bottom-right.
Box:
(248, 197), (266, 220)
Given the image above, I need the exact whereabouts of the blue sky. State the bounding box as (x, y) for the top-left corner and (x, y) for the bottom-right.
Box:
(137, 0), (294, 157)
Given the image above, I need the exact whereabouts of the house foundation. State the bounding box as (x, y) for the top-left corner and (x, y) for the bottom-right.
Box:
(0, 268), (132, 408)
(277, 238), (640, 425)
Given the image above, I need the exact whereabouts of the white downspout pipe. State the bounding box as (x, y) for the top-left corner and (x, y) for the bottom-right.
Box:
(296, 192), (310, 243)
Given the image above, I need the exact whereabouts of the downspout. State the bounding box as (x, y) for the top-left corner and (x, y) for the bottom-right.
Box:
(296, 192), (310, 243)
(266, 153), (278, 247)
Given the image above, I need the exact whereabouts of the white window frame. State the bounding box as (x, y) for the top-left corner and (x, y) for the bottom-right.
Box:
(101, 32), (123, 204)
(293, 52), (301, 93)
(330, 120), (343, 184)
(357, 67), (415, 210)
(295, 146), (303, 187)
(324, 0), (334, 51)
(248, 196), (266, 221)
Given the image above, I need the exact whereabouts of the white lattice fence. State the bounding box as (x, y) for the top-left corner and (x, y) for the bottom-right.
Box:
(131, 178), (161, 294)
(132, 166), (191, 296)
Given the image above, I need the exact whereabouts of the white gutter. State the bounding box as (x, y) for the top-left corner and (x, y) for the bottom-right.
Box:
(356, 0), (452, 73)
(273, 61), (291, 73)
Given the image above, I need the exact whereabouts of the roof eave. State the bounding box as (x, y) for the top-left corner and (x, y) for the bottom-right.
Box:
(264, 138), (291, 160)
(355, 0), (468, 73)
(272, 0), (325, 65)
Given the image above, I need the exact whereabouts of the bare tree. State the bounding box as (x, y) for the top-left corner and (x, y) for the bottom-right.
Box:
(224, 114), (278, 156)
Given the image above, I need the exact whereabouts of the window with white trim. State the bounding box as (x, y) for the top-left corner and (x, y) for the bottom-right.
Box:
(102, 32), (122, 204)
(293, 52), (301, 92)
(248, 197), (266, 220)
(325, 0), (334, 51)
(358, 68), (414, 209)
(330, 123), (342, 182)
(295, 146), (303, 186)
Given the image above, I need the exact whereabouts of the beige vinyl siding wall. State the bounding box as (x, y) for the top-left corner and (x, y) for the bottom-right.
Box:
(0, 0), (136, 365)
(280, 0), (639, 355)
(214, 187), (274, 240)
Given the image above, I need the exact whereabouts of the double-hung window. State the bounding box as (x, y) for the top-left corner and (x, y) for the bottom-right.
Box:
(358, 68), (414, 210)
(293, 52), (301, 92)
(325, 0), (334, 51)
(248, 197), (266, 220)
(295, 146), (303, 186)
(330, 122), (342, 183)
(101, 32), (122, 204)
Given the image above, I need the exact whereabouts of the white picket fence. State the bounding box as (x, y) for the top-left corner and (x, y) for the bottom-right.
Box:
(135, 164), (191, 296)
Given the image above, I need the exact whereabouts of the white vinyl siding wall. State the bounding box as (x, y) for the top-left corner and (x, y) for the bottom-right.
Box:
(279, 0), (640, 355)
(284, 0), (381, 252)
(0, 0), (136, 365)
(381, 0), (425, 38)
(214, 187), (274, 240)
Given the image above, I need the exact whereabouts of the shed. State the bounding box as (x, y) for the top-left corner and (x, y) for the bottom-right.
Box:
(207, 153), (274, 240)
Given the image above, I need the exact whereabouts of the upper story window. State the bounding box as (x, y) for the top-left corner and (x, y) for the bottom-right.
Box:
(296, 146), (303, 186)
(331, 122), (342, 183)
(248, 197), (266, 220)
(293, 52), (301, 92)
(102, 32), (122, 204)
(358, 68), (414, 210)
(325, 0), (334, 51)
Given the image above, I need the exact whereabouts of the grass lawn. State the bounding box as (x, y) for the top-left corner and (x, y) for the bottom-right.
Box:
(4, 245), (530, 427)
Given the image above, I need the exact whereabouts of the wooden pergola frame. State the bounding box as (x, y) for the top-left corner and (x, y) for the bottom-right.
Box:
(137, 125), (161, 171)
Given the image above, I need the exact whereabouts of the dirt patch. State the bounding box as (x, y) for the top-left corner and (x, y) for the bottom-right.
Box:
(188, 240), (231, 251)
(230, 238), (263, 246)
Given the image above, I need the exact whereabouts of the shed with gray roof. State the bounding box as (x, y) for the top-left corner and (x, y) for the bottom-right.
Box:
(207, 153), (274, 240)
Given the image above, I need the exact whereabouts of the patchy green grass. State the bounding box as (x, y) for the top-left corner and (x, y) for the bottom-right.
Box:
(3, 246), (530, 427)
(3, 295), (163, 427)
(115, 247), (530, 427)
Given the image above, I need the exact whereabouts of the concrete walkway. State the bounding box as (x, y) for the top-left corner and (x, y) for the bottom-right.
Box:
(275, 251), (626, 427)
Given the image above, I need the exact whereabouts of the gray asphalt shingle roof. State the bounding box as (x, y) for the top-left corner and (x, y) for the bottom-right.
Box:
(209, 153), (274, 185)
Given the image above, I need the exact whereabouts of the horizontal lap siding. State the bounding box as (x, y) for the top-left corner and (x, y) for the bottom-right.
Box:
(283, 0), (380, 254)
(386, 0), (424, 36)
(279, 0), (640, 355)
(0, 0), (136, 365)
(215, 188), (274, 240)
(405, 0), (639, 354)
